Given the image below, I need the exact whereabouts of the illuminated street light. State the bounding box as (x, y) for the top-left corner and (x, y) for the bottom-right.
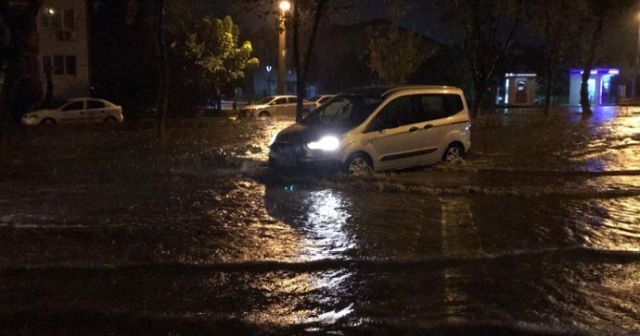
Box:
(279, 0), (291, 12)
(277, 0), (291, 95)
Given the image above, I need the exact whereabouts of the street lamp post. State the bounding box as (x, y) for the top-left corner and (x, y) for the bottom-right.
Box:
(633, 17), (640, 97)
(266, 65), (273, 95)
(277, 0), (291, 95)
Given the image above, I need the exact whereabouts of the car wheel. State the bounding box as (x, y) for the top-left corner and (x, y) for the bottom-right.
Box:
(258, 111), (271, 118)
(40, 118), (56, 126)
(345, 153), (373, 176)
(443, 143), (465, 163)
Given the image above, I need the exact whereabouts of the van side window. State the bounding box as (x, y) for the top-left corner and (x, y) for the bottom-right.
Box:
(370, 95), (415, 130)
(274, 98), (288, 105)
(288, 97), (298, 104)
(417, 94), (464, 121)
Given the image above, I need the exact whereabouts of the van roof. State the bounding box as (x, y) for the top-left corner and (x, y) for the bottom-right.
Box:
(344, 85), (462, 98)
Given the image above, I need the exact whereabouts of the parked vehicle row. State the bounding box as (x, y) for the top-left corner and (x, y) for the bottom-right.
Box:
(239, 95), (316, 118)
(269, 85), (471, 174)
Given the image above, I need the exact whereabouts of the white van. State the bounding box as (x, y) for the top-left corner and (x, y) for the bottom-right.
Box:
(269, 86), (471, 174)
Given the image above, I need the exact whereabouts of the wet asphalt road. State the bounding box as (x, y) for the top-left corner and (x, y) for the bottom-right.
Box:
(1, 107), (640, 335)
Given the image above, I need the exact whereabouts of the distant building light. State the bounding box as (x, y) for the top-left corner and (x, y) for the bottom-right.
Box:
(570, 68), (620, 76)
(46, 7), (55, 15)
(505, 73), (536, 78)
(266, 65), (272, 73)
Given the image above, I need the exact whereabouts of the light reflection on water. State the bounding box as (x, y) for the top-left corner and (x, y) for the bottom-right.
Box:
(239, 186), (356, 326)
(297, 189), (356, 261)
(567, 197), (640, 253)
(571, 106), (640, 171)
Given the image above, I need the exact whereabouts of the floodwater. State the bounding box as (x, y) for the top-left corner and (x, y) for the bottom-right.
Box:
(2, 107), (640, 335)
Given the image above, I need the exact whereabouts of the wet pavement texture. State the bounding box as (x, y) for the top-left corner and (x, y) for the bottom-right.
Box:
(1, 107), (640, 335)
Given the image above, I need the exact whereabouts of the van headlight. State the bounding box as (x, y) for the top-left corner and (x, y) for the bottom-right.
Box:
(307, 136), (340, 151)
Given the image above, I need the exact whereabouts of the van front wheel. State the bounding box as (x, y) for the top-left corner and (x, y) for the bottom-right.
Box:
(345, 153), (373, 176)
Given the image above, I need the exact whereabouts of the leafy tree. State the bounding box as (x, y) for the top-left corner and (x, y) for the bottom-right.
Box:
(0, 0), (43, 153)
(435, 0), (522, 117)
(169, 15), (259, 109)
(366, 24), (434, 84)
(126, 0), (259, 142)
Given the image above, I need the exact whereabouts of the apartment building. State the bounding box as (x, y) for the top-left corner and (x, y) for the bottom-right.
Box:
(36, 0), (90, 100)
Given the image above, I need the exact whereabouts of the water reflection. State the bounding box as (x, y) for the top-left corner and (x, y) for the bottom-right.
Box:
(572, 106), (640, 171)
(567, 197), (640, 252)
(265, 186), (356, 260)
(232, 184), (358, 326)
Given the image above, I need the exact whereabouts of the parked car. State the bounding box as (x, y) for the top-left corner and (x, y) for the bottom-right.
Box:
(269, 85), (471, 175)
(21, 98), (124, 126)
(239, 95), (315, 118)
(312, 94), (336, 108)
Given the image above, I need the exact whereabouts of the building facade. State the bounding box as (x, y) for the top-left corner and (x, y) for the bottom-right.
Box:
(36, 0), (90, 101)
(496, 73), (538, 106)
(569, 68), (620, 106)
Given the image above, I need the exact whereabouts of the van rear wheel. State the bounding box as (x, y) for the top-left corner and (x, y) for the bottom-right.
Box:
(443, 143), (465, 163)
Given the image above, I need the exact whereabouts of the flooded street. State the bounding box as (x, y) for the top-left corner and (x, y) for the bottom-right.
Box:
(2, 107), (640, 335)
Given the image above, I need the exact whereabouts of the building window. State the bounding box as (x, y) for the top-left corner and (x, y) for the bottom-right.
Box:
(63, 10), (75, 30)
(43, 56), (52, 75)
(53, 55), (64, 75)
(52, 11), (62, 29)
(65, 56), (77, 75)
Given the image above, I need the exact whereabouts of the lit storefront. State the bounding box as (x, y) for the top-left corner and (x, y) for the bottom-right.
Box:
(569, 68), (620, 106)
(497, 73), (537, 106)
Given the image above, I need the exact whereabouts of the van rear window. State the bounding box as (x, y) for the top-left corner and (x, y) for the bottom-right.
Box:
(418, 94), (464, 121)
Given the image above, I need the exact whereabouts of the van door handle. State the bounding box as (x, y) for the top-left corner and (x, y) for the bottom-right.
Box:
(423, 124), (434, 130)
(409, 127), (419, 132)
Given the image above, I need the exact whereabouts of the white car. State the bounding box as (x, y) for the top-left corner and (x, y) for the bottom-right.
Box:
(312, 94), (336, 108)
(21, 98), (124, 126)
(269, 86), (471, 174)
(240, 95), (315, 118)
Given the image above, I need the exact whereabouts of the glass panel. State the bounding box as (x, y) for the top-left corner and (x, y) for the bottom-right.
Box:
(63, 9), (75, 30)
(87, 100), (105, 109)
(65, 56), (77, 75)
(61, 101), (84, 111)
(374, 96), (415, 128)
(53, 55), (64, 74)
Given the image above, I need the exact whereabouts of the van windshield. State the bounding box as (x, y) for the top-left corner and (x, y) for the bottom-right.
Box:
(302, 94), (383, 127)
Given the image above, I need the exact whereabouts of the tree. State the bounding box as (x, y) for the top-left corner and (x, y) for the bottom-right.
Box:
(0, 0), (43, 153)
(292, 0), (328, 121)
(169, 15), (259, 110)
(578, 0), (635, 116)
(234, 0), (330, 121)
(366, 0), (434, 84)
(526, 0), (588, 115)
(366, 24), (434, 84)
(435, 0), (522, 117)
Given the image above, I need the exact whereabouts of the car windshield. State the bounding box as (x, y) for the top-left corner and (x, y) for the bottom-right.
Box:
(302, 94), (383, 127)
(256, 97), (275, 105)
